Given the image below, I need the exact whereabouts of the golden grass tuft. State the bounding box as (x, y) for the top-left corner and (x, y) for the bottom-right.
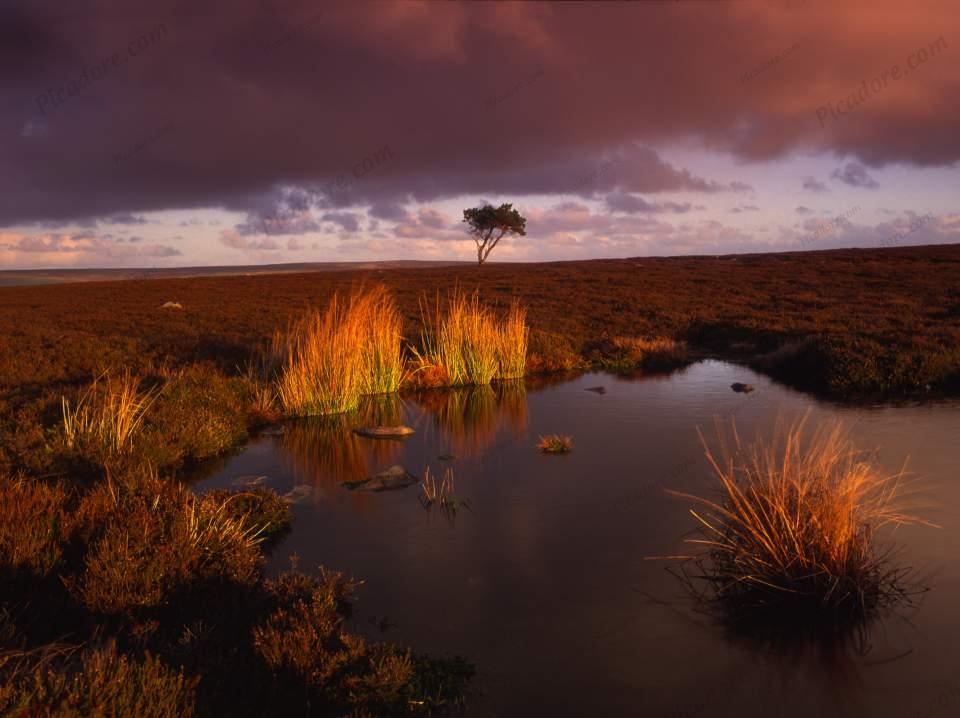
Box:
(357, 285), (406, 395)
(273, 286), (406, 416)
(668, 414), (928, 623)
(496, 300), (529, 380)
(537, 434), (572, 454)
(413, 291), (528, 386)
(61, 372), (160, 459)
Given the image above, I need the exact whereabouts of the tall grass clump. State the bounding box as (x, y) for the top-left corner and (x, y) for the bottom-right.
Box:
(273, 287), (406, 416)
(61, 372), (160, 460)
(356, 285), (406, 395)
(414, 291), (527, 386)
(496, 299), (529, 380)
(669, 415), (926, 625)
(273, 294), (365, 416)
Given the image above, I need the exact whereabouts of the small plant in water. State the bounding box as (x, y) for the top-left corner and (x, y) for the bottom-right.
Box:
(537, 435), (572, 454)
(419, 467), (469, 518)
(666, 414), (929, 629)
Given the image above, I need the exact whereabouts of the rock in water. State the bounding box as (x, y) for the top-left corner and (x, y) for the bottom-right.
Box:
(584, 386), (607, 394)
(281, 485), (313, 504)
(731, 382), (755, 393)
(347, 465), (418, 492)
(353, 425), (415, 439)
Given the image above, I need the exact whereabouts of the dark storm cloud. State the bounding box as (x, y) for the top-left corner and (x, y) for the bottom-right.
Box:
(1, 0), (957, 228)
(831, 162), (881, 189)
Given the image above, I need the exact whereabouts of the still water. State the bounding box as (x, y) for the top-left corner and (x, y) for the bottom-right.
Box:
(197, 361), (960, 717)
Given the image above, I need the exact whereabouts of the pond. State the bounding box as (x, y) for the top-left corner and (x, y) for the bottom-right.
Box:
(196, 360), (960, 717)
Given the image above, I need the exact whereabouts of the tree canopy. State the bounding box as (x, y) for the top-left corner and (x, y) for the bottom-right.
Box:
(462, 203), (527, 265)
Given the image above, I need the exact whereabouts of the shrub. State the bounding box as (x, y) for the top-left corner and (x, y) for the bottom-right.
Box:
(589, 336), (689, 372)
(69, 475), (262, 615)
(140, 365), (249, 469)
(669, 415), (925, 625)
(0, 475), (69, 580)
(0, 643), (197, 718)
(525, 329), (583, 374)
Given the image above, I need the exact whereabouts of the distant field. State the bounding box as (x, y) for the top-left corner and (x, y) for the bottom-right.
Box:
(0, 260), (466, 287)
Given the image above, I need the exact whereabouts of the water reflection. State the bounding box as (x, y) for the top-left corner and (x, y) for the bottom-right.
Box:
(411, 380), (527, 458)
(278, 395), (405, 505)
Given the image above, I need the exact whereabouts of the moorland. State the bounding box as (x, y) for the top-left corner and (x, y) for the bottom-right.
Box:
(1, 243), (959, 716)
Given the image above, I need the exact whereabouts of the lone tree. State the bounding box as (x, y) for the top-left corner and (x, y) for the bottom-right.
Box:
(462, 203), (527, 265)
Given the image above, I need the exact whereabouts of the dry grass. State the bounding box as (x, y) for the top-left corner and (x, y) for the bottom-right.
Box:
(414, 290), (528, 387)
(496, 299), (529, 380)
(357, 285), (406, 395)
(61, 372), (160, 459)
(273, 293), (365, 416)
(668, 414), (927, 622)
(273, 286), (407, 416)
(537, 435), (572, 454)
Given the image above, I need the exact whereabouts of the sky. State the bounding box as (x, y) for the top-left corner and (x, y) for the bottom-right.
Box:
(1, 0), (958, 269)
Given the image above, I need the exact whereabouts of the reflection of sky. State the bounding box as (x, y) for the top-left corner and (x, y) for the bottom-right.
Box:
(198, 361), (960, 717)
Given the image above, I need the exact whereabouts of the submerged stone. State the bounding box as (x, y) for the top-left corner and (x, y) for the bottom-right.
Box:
(731, 382), (755, 393)
(584, 386), (607, 394)
(345, 465), (418, 492)
(281, 485), (314, 504)
(232, 474), (269, 487)
(353, 425), (415, 439)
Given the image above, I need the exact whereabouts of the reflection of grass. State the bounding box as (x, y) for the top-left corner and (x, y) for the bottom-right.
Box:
(415, 383), (526, 458)
(537, 435), (572, 454)
(668, 415), (927, 628)
(278, 396), (403, 488)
